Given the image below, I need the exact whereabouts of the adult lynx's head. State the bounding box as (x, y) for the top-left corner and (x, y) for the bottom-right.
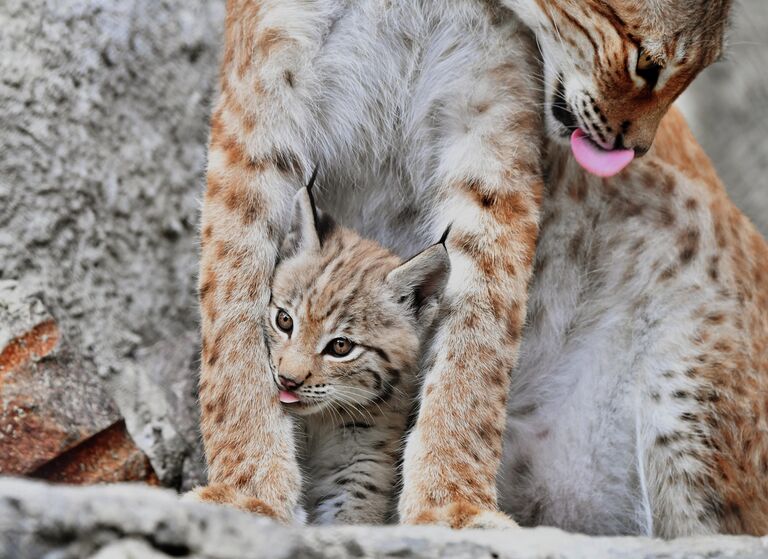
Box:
(266, 183), (450, 417)
(507, 0), (731, 160)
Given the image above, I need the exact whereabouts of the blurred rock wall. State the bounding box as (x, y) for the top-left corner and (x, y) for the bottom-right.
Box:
(0, 0), (765, 491)
(680, 0), (768, 235)
(0, 0), (226, 489)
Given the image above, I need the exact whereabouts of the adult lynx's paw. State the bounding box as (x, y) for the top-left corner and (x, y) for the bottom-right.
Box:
(183, 484), (284, 522)
(409, 502), (520, 530)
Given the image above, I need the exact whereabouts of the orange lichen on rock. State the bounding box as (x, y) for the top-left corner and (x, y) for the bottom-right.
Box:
(0, 320), (59, 379)
(30, 421), (159, 485)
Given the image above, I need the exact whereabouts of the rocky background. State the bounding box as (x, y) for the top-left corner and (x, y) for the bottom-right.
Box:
(0, 0), (766, 552)
(0, 0), (225, 489)
(679, 0), (768, 235)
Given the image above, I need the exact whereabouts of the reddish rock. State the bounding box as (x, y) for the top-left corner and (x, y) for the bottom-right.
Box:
(0, 319), (59, 378)
(0, 281), (119, 476)
(30, 420), (159, 485)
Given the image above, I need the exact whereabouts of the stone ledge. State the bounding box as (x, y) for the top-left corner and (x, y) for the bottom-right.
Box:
(1, 478), (766, 559)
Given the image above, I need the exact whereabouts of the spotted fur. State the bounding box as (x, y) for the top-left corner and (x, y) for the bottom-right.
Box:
(192, 0), (758, 534)
(266, 187), (449, 524)
(194, 0), (541, 528)
(492, 0), (767, 538)
(500, 108), (768, 537)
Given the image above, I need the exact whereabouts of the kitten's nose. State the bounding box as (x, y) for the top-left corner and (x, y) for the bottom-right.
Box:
(278, 375), (303, 391)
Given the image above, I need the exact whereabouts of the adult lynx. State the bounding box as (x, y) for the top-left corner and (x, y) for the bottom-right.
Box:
(192, 0), (768, 536)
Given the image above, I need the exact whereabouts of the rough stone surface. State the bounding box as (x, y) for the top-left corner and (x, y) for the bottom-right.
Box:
(0, 0), (223, 486)
(0, 479), (767, 559)
(107, 333), (205, 490)
(29, 421), (159, 485)
(679, 0), (768, 236)
(0, 281), (57, 363)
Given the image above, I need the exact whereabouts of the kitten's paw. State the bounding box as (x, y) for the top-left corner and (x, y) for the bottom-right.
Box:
(237, 495), (281, 519)
(293, 505), (308, 527)
(183, 483), (239, 506)
(406, 502), (519, 530)
(183, 484), (285, 522)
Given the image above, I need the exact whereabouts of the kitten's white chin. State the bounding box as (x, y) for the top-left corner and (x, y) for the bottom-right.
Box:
(282, 400), (326, 417)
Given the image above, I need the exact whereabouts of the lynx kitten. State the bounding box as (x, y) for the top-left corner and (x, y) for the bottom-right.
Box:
(266, 182), (449, 524)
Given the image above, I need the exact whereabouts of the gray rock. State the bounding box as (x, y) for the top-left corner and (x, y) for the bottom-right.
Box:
(679, 0), (768, 236)
(108, 333), (206, 490)
(1, 478), (767, 559)
(0, 281), (51, 351)
(0, 0), (224, 484)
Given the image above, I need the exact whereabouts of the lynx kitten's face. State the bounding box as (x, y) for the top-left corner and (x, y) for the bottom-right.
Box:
(266, 189), (449, 417)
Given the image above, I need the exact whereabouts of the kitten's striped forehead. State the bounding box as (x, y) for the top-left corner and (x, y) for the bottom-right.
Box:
(272, 227), (401, 335)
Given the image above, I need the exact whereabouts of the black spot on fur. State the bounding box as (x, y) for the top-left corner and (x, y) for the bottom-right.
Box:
(362, 482), (383, 494)
(342, 422), (373, 430)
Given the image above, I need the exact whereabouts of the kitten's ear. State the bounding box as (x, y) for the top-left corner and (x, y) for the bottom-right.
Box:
(282, 187), (321, 257)
(281, 170), (336, 257)
(386, 244), (450, 315)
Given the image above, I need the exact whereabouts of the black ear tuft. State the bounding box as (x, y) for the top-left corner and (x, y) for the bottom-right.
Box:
(280, 166), (338, 258)
(385, 244), (450, 316)
(438, 224), (452, 247)
(303, 164), (336, 248)
(305, 165), (320, 240)
(306, 164), (319, 192)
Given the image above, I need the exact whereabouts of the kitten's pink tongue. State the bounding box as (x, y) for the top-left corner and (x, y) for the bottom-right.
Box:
(279, 390), (300, 404)
(570, 129), (634, 178)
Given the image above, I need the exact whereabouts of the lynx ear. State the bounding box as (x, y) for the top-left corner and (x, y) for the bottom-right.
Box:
(281, 169), (335, 257)
(386, 244), (450, 316)
(282, 187), (321, 256)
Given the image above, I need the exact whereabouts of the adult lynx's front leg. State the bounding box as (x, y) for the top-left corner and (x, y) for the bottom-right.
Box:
(194, 1), (326, 522)
(400, 30), (543, 529)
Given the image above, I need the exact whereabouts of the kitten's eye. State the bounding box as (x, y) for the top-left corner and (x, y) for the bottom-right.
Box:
(636, 48), (663, 89)
(276, 309), (293, 334)
(325, 337), (354, 357)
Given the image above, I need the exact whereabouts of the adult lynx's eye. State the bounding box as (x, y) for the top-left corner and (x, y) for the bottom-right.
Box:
(325, 337), (354, 357)
(636, 48), (663, 89)
(276, 309), (293, 334)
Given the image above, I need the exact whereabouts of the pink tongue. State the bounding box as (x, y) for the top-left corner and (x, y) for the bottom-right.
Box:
(570, 129), (634, 178)
(279, 390), (300, 404)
